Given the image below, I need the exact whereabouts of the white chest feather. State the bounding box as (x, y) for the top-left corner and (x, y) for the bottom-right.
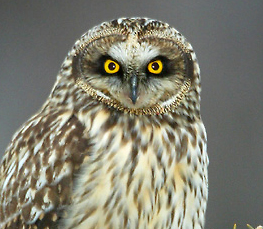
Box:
(62, 110), (208, 229)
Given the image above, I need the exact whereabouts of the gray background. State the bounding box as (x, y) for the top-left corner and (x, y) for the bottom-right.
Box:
(0, 1), (262, 228)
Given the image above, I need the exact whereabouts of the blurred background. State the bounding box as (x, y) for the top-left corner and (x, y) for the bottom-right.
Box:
(0, 1), (262, 228)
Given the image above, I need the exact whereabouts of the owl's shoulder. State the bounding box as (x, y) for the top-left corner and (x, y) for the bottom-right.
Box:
(0, 108), (90, 227)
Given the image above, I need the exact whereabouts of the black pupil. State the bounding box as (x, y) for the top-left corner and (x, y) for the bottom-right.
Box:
(152, 62), (159, 70)
(108, 62), (116, 71)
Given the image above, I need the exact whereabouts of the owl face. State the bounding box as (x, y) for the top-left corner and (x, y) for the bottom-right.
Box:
(70, 18), (199, 115)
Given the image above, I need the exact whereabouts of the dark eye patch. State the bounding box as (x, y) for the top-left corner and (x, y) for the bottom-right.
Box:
(96, 55), (123, 76)
(146, 56), (173, 77)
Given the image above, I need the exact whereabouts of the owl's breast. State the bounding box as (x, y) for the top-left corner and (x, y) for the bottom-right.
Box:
(63, 109), (208, 229)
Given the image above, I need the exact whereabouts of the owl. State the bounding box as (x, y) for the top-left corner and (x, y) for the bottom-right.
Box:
(0, 18), (208, 229)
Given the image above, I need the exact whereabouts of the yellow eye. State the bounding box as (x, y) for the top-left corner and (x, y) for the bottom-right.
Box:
(147, 60), (163, 74)
(104, 59), (120, 74)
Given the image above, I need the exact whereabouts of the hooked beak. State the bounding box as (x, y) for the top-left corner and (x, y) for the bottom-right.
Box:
(130, 75), (138, 104)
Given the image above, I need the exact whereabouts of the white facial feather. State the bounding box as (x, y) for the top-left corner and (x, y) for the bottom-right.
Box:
(108, 41), (160, 68)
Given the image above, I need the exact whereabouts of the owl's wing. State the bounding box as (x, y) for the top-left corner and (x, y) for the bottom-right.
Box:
(0, 108), (90, 228)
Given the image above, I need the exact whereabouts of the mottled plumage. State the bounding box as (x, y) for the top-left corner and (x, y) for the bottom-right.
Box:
(0, 18), (208, 228)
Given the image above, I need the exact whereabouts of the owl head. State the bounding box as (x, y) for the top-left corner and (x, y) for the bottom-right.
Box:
(53, 18), (201, 117)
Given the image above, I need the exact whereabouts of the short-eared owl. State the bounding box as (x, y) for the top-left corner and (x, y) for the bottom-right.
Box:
(0, 18), (208, 229)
